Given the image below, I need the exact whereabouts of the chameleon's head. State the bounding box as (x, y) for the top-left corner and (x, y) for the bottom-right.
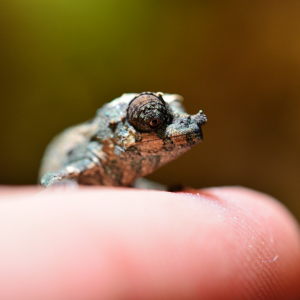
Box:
(112, 92), (207, 175)
(126, 91), (206, 141)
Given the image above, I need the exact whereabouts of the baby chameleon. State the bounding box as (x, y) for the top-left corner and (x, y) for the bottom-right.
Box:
(39, 92), (207, 188)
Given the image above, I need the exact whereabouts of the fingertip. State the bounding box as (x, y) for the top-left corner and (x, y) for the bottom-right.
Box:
(195, 186), (300, 299)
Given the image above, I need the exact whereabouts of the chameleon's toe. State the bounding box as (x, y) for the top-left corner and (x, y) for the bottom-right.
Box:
(40, 172), (62, 187)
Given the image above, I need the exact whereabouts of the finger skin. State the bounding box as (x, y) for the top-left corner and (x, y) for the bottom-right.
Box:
(0, 186), (299, 300)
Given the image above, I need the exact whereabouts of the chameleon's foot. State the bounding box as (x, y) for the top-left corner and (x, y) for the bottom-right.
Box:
(41, 173), (79, 190)
(40, 172), (62, 187)
(133, 178), (168, 191)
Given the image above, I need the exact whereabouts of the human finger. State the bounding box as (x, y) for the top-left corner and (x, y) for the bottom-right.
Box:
(0, 186), (299, 300)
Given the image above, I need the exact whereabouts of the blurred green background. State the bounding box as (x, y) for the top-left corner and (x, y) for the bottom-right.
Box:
(0, 1), (299, 220)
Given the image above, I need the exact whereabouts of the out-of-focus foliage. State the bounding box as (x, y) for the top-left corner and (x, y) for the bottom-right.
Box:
(0, 1), (299, 220)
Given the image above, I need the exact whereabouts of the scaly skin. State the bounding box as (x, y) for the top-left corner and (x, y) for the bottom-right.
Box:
(39, 92), (207, 187)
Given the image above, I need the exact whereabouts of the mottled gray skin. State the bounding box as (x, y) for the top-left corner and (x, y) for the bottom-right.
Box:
(39, 92), (207, 188)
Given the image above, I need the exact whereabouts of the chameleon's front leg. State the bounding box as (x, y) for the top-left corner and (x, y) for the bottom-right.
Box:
(133, 178), (168, 191)
(133, 178), (187, 192)
(40, 158), (97, 187)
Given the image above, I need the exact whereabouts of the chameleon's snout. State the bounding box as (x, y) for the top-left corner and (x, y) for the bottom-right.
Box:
(191, 110), (207, 127)
(166, 109), (207, 138)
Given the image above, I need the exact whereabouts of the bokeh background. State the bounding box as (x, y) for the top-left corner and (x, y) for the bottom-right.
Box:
(0, 1), (299, 221)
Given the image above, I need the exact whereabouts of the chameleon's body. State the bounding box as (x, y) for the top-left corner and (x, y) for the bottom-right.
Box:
(39, 92), (207, 188)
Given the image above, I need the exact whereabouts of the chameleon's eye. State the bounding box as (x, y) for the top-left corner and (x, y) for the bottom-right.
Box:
(127, 92), (171, 132)
(149, 119), (160, 127)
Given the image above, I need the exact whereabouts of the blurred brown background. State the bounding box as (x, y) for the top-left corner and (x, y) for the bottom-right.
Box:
(0, 1), (299, 221)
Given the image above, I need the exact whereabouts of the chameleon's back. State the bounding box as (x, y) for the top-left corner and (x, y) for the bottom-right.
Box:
(38, 121), (98, 179)
(38, 94), (136, 179)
